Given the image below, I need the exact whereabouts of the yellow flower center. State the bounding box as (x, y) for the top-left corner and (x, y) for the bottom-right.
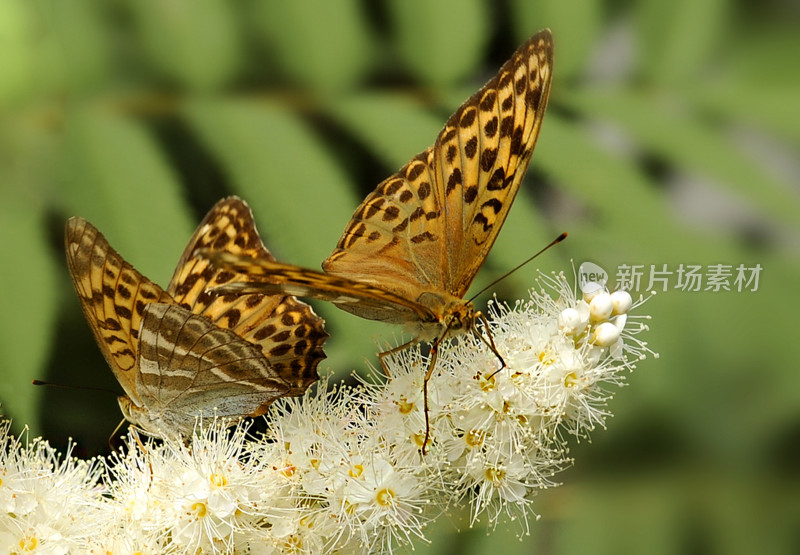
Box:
(209, 473), (227, 488)
(17, 535), (38, 551)
(190, 502), (207, 518)
(349, 464), (364, 478)
(564, 371), (578, 388)
(281, 463), (297, 478)
(396, 398), (414, 414)
(539, 349), (556, 365)
(376, 488), (395, 507)
(484, 467), (506, 485)
(280, 534), (303, 553)
(465, 429), (485, 447)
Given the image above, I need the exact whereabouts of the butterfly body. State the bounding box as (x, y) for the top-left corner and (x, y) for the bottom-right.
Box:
(66, 198), (327, 436)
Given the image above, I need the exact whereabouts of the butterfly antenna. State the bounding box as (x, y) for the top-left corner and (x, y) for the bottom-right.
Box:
(32, 379), (120, 395)
(469, 232), (568, 302)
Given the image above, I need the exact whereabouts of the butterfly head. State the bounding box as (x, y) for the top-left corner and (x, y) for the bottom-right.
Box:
(442, 299), (478, 338)
(117, 395), (155, 434)
(117, 395), (189, 437)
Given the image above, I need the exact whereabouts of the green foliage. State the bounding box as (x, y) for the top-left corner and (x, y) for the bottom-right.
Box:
(0, 0), (797, 552)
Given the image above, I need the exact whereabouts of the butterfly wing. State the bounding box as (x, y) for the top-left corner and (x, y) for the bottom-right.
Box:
(65, 217), (172, 405)
(168, 196), (327, 395)
(323, 29), (554, 300)
(134, 302), (290, 433)
(204, 251), (439, 326)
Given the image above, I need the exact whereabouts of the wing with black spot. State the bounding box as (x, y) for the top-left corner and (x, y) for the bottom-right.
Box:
(65, 217), (172, 405)
(168, 197), (327, 395)
(323, 30), (554, 300)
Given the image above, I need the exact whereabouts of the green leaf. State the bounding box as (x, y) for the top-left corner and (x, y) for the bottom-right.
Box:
(533, 113), (686, 253)
(509, 0), (603, 82)
(635, 0), (729, 85)
(691, 83), (800, 144)
(0, 196), (57, 435)
(38, 0), (111, 95)
(59, 106), (194, 285)
(126, 0), (242, 90)
(386, 0), (490, 87)
(562, 88), (800, 229)
(249, 0), (373, 93)
(326, 92), (442, 168)
(0, 0), (40, 107)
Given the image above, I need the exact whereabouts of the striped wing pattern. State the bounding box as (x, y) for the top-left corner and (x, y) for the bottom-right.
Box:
(206, 30), (554, 336)
(65, 197), (327, 435)
(201, 250), (438, 325)
(65, 217), (172, 407)
(126, 303), (289, 432)
(168, 198), (328, 395)
(322, 30), (554, 303)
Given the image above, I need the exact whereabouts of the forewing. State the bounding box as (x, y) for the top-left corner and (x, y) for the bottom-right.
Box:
(204, 251), (438, 326)
(168, 196), (328, 394)
(438, 30), (553, 296)
(65, 217), (172, 404)
(137, 302), (290, 429)
(323, 29), (554, 299)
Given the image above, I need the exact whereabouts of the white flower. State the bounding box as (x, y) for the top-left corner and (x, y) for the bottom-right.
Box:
(0, 423), (105, 553)
(0, 273), (656, 553)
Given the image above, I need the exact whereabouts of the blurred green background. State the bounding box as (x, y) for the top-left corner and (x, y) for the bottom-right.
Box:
(1, 0), (798, 553)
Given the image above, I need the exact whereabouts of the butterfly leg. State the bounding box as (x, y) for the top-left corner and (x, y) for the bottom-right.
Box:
(474, 312), (506, 377)
(421, 336), (442, 455)
(379, 335), (439, 454)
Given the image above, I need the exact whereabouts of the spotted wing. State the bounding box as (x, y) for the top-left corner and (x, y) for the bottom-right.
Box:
(136, 302), (290, 432)
(203, 250), (439, 326)
(65, 217), (172, 405)
(323, 29), (554, 300)
(168, 196), (327, 395)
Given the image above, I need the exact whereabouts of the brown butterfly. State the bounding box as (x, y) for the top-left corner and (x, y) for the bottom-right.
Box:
(65, 197), (328, 436)
(202, 30), (555, 450)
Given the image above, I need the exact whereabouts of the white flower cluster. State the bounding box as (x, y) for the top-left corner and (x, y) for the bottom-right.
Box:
(0, 276), (654, 553)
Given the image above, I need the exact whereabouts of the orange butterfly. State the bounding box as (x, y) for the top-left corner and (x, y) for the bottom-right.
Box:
(65, 197), (328, 435)
(203, 30), (555, 450)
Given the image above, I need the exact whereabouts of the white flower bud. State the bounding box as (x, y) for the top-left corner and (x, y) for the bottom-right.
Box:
(610, 290), (633, 315)
(592, 321), (621, 347)
(589, 292), (613, 321)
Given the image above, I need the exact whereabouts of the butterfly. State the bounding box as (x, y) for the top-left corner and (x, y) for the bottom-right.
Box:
(201, 29), (555, 450)
(65, 197), (328, 436)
